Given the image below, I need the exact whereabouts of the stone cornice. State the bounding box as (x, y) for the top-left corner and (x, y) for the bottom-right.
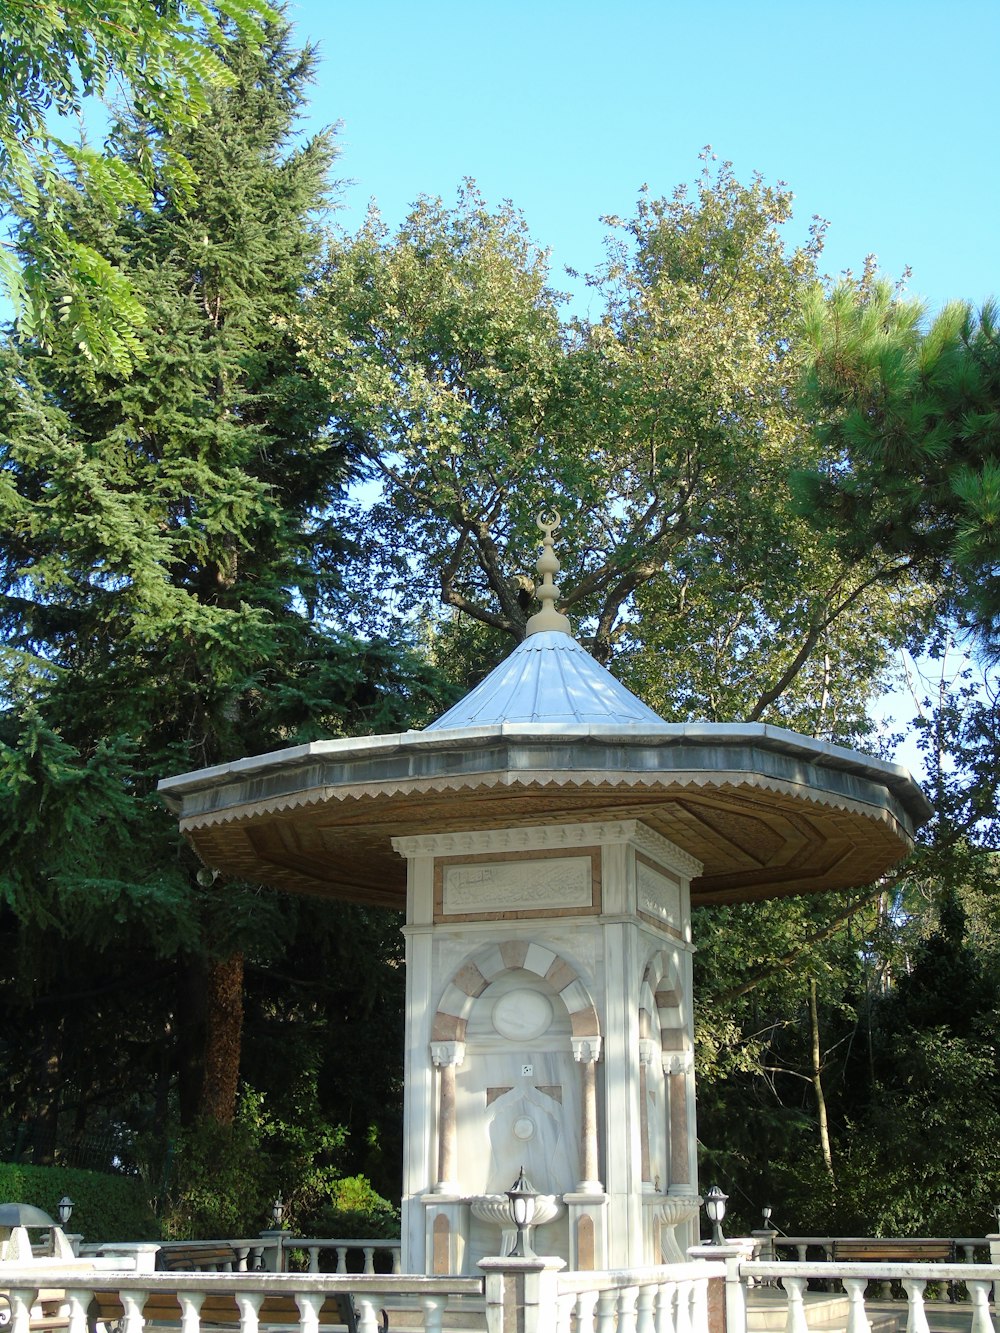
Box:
(161, 727), (932, 829)
(391, 820), (699, 873)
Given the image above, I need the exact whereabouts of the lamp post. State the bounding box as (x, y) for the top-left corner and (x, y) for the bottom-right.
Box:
(57, 1197), (74, 1227)
(271, 1195), (284, 1229)
(761, 1203), (773, 1230)
(704, 1185), (728, 1246)
(505, 1167), (539, 1259)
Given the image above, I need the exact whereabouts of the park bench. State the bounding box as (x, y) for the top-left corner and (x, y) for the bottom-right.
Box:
(830, 1240), (958, 1302)
(831, 1240), (956, 1263)
(156, 1245), (245, 1273)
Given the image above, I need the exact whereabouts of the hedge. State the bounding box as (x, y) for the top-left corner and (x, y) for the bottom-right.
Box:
(0, 1162), (159, 1241)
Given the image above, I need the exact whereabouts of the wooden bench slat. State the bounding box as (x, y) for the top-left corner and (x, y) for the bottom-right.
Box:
(832, 1240), (955, 1262)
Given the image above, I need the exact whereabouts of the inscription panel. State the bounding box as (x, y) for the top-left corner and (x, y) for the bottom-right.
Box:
(442, 855), (593, 915)
(637, 860), (682, 930)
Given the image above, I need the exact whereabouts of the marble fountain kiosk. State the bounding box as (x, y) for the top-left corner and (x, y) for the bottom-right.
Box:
(158, 521), (930, 1276)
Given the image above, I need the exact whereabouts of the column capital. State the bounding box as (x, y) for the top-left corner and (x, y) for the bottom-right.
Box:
(430, 1040), (466, 1068)
(662, 1049), (693, 1075)
(571, 1035), (602, 1063)
(638, 1037), (660, 1066)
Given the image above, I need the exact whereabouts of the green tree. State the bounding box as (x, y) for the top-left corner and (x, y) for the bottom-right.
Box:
(0, 14), (446, 1159)
(796, 279), (1000, 650)
(0, 0), (275, 372)
(308, 158), (934, 739)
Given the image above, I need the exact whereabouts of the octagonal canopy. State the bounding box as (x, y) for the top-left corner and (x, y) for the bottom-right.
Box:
(159, 626), (931, 909)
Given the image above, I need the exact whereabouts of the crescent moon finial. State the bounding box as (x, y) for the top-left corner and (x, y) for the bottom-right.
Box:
(525, 510), (572, 638)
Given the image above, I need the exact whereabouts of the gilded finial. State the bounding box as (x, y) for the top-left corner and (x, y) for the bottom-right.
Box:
(525, 512), (572, 637)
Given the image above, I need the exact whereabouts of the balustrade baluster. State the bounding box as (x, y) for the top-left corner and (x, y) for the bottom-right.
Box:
(335, 1248), (347, 1274)
(654, 1280), (677, 1333)
(576, 1288), (599, 1333)
(307, 1247), (320, 1274)
(391, 1247), (402, 1274)
(362, 1247), (375, 1275)
(595, 1289), (617, 1333)
(121, 1288), (149, 1333)
(780, 1275), (809, 1333)
(967, 1279), (996, 1333)
(901, 1278), (929, 1333)
(357, 1297), (385, 1333)
(842, 1276), (871, 1333)
(234, 1248), (250, 1272)
(235, 1290), (265, 1333)
(636, 1285), (657, 1333)
(178, 1289), (207, 1333)
(65, 1288), (91, 1333)
(554, 1290), (576, 1333)
(617, 1284), (639, 1333)
(963, 1246), (977, 1263)
(691, 1275), (709, 1333)
(674, 1280), (693, 1333)
(9, 1286), (36, 1333)
(294, 1289), (324, 1333)
(418, 1295), (445, 1327)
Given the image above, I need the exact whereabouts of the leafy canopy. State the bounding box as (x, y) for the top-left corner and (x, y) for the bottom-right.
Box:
(0, 0), (276, 372)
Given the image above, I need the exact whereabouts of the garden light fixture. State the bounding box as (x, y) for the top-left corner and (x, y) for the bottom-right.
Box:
(57, 1197), (73, 1226)
(505, 1167), (538, 1259)
(704, 1185), (728, 1245)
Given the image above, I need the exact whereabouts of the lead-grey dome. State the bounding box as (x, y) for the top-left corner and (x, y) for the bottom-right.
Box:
(425, 630), (666, 730)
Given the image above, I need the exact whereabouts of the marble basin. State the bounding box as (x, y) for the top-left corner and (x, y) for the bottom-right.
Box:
(647, 1194), (702, 1262)
(467, 1193), (564, 1255)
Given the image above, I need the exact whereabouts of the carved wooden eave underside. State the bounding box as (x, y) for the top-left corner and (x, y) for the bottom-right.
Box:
(158, 724), (931, 909)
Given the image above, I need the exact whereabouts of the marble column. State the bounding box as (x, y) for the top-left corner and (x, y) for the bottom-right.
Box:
(430, 1040), (465, 1193)
(663, 1049), (694, 1189)
(638, 1038), (659, 1187)
(572, 1036), (603, 1192)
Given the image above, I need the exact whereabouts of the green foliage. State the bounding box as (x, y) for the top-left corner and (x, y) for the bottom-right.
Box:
(307, 156), (934, 742)
(0, 12), (449, 1187)
(0, 1161), (158, 1240)
(697, 879), (1000, 1239)
(797, 279), (1000, 652)
(0, 0), (277, 372)
(159, 1090), (395, 1241)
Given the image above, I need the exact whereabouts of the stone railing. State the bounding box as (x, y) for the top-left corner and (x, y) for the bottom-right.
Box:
(283, 1238), (403, 1274)
(0, 1266), (481, 1333)
(480, 1254), (726, 1333)
(756, 1233), (993, 1263)
(0, 1255), (728, 1333)
(729, 1256), (1000, 1333)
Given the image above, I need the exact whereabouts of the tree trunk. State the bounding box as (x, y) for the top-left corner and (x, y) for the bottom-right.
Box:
(199, 951), (245, 1126)
(809, 977), (835, 1182)
(33, 1016), (63, 1165)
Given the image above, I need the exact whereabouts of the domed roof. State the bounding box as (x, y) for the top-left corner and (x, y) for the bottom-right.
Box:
(158, 516), (931, 909)
(426, 630), (666, 731)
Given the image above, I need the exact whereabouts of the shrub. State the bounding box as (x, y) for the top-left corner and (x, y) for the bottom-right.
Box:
(0, 1162), (158, 1241)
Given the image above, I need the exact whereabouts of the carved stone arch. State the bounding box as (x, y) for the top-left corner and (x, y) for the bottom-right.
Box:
(641, 947), (685, 1054)
(431, 938), (600, 1043)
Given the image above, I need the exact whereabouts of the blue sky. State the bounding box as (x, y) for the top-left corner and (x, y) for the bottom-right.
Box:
(282, 0), (998, 772)
(287, 0), (999, 318)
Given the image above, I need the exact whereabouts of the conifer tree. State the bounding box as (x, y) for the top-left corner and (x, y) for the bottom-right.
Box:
(0, 14), (445, 1140)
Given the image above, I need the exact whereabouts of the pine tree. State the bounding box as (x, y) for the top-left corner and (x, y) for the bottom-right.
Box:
(0, 14), (446, 1144)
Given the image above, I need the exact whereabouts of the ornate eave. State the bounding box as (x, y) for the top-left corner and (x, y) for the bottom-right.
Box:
(158, 721), (930, 909)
